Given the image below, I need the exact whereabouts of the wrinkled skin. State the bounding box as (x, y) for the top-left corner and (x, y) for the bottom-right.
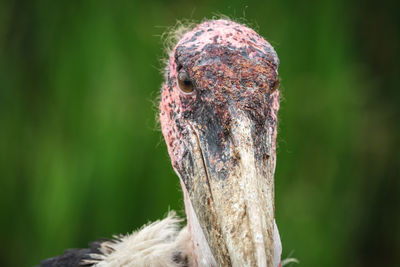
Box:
(160, 19), (281, 267)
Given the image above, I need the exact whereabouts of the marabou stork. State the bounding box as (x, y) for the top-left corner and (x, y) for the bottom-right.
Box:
(38, 19), (282, 267)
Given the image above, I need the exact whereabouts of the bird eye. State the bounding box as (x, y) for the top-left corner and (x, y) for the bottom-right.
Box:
(177, 70), (194, 94)
(271, 79), (280, 92)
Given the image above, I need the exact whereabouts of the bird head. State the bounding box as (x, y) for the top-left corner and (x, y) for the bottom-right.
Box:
(159, 19), (281, 266)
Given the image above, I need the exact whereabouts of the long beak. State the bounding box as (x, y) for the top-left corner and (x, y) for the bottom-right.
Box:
(180, 109), (278, 266)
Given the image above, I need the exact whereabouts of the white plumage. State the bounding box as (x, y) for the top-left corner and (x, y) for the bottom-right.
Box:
(83, 212), (193, 267)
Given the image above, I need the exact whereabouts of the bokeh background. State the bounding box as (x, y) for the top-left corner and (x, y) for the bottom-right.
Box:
(1, 0), (399, 266)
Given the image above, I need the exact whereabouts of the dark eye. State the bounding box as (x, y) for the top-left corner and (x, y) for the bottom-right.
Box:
(177, 70), (194, 94)
(271, 79), (280, 92)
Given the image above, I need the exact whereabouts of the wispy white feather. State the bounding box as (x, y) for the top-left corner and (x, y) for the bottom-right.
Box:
(83, 212), (192, 267)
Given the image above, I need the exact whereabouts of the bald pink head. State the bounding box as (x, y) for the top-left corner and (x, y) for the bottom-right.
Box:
(160, 19), (280, 174)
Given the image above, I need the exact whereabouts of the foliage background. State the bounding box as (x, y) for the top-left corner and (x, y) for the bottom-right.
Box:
(0, 0), (399, 266)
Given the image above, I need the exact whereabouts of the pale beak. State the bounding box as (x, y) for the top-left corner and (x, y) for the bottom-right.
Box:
(179, 109), (280, 267)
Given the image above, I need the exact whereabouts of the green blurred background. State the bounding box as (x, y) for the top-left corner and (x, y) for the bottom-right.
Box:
(1, 0), (399, 266)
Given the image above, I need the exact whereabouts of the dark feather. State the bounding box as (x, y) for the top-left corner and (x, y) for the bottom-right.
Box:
(36, 240), (108, 267)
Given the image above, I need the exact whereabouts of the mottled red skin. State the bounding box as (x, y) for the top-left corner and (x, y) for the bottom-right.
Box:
(159, 19), (280, 189)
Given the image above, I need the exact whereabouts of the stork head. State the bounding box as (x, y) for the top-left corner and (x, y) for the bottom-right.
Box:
(159, 19), (281, 266)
